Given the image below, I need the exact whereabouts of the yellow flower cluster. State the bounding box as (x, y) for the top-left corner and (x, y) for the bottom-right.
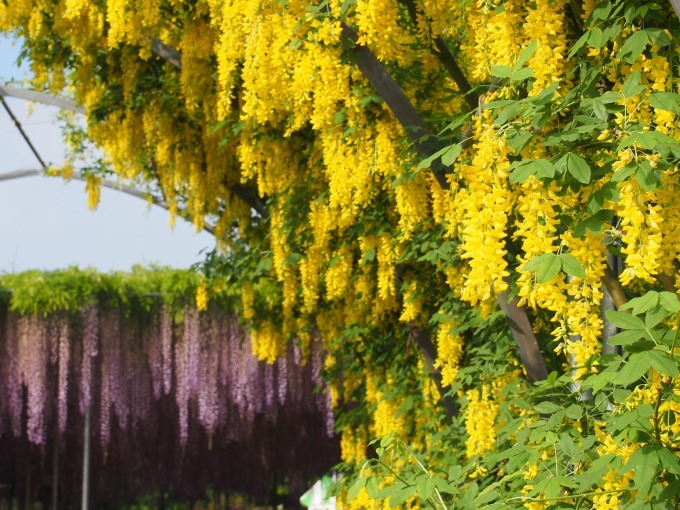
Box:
(616, 173), (663, 286)
(85, 175), (101, 211)
(464, 0), (523, 82)
(523, 0), (570, 95)
(241, 282), (255, 321)
(464, 384), (499, 458)
(325, 247), (354, 301)
(458, 115), (511, 311)
(354, 0), (416, 65)
(398, 280), (423, 324)
(340, 426), (368, 465)
(394, 173), (430, 240)
(591, 424), (637, 509)
(251, 320), (285, 364)
(434, 320), (464, 387)
(514, 177), (561, 309)
(195, 279), (209, 312)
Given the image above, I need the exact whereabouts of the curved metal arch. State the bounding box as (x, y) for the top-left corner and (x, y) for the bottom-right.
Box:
(0, 85), (84, 114)
(0, 167), (215, 235)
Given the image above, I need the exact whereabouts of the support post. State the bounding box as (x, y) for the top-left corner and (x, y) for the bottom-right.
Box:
(81, 405), (91, 510)
(52, 434), (59, 510)
(602, 253), (622, 355)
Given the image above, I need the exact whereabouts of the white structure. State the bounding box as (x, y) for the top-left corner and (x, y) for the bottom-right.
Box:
(300, 475), (336, 510)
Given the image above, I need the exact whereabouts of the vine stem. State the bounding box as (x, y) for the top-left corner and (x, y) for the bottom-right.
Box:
(399, 440), (449, 510)
(654, 312), (680, 442)
(508, 486), (633, 503)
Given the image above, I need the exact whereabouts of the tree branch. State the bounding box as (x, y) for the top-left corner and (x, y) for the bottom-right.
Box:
(149, 36), (181, 69)
(149, 38), (268, 219)
(341, 24), (450, 189)
(345, 24), (549, 382)
(601, 264), (628, 310)
(408, 325), (458, 421)
(398, 0), (478, 110)
(496, 290), (549, 383)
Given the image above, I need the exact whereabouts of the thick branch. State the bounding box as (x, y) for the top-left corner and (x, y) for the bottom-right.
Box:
(347, 25), (549, 382)
(497, 290), (549, 383)
(150, 36), (181, 69)
(601, 264), (628, 309)
(660, 273), (677, 293)
(230, 184), (268, 219)
(408, 325), (457, 422)
(341, 24), (450, 189)
(150, 37), (267, 219)
(398, 0), (478, 110)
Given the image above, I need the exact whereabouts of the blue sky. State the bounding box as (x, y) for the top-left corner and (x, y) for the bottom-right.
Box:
(0, 35), (214, 272)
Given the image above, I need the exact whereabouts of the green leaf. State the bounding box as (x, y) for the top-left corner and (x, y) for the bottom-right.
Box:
(509, 159), (554, 184)
(509, 160), (537, 184)
(646, 28), (671, 46)
(416, 478), (435, 501)
(573, 209), (616, 237)
(605, 310), (646, 330)
(534, 401), (563, 414)
(537, 255), (562, 284)
(348, 477), (367, 501)
(559, 253), (586, 278)
(568, 31), (589, 58)
(659, 480), (680, 500)
(590, 1), (612, 21)
(389, 485), (416, 507)
(443, 113), (471, 133)
(544, 477), (561, 500)
(556, 153), (591, 184)
(618, 131), (677, 151)
(565, 404), (583, 420)
(592, 99), (609, 121)
(614, 352), (652, 386)
(659, 292), (680, 313)
(586, 190), (605, 215)
(507, 130), (534, 152)
(635, 161), (659, 191)
(441, 144), (462, 166)
(514, 41), (537, 71)
(560, 433), (575, 458)
(627, 445), (659, 496)
(365, 477), (380, 499)
(490, 65), (512, 78)
(495, 102), (521, 125)
(621, 71), (647, 97)
(534, 159), (555, 179)
(647, 350), (679, 377)
(600, 91), (623, 104)
(522, 253), (554, 272)
(649, 92), (680, 114)
(619, 32), (648, 64)
(511, 67), (534, 82)
(362, 248), (376, 265)
(657, 448), (680, 475)
(608, 330), (647, 346)
(645, 305), (667, 329)
(576, 454), (618, 489)
(566, 153), (591, 184)
(587, 27), (607, 48)
(417, 145), (450, 170)
(620, 291), (659, 315)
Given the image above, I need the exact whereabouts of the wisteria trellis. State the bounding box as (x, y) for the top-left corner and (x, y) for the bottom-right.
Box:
(0, 303), (334, 447)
